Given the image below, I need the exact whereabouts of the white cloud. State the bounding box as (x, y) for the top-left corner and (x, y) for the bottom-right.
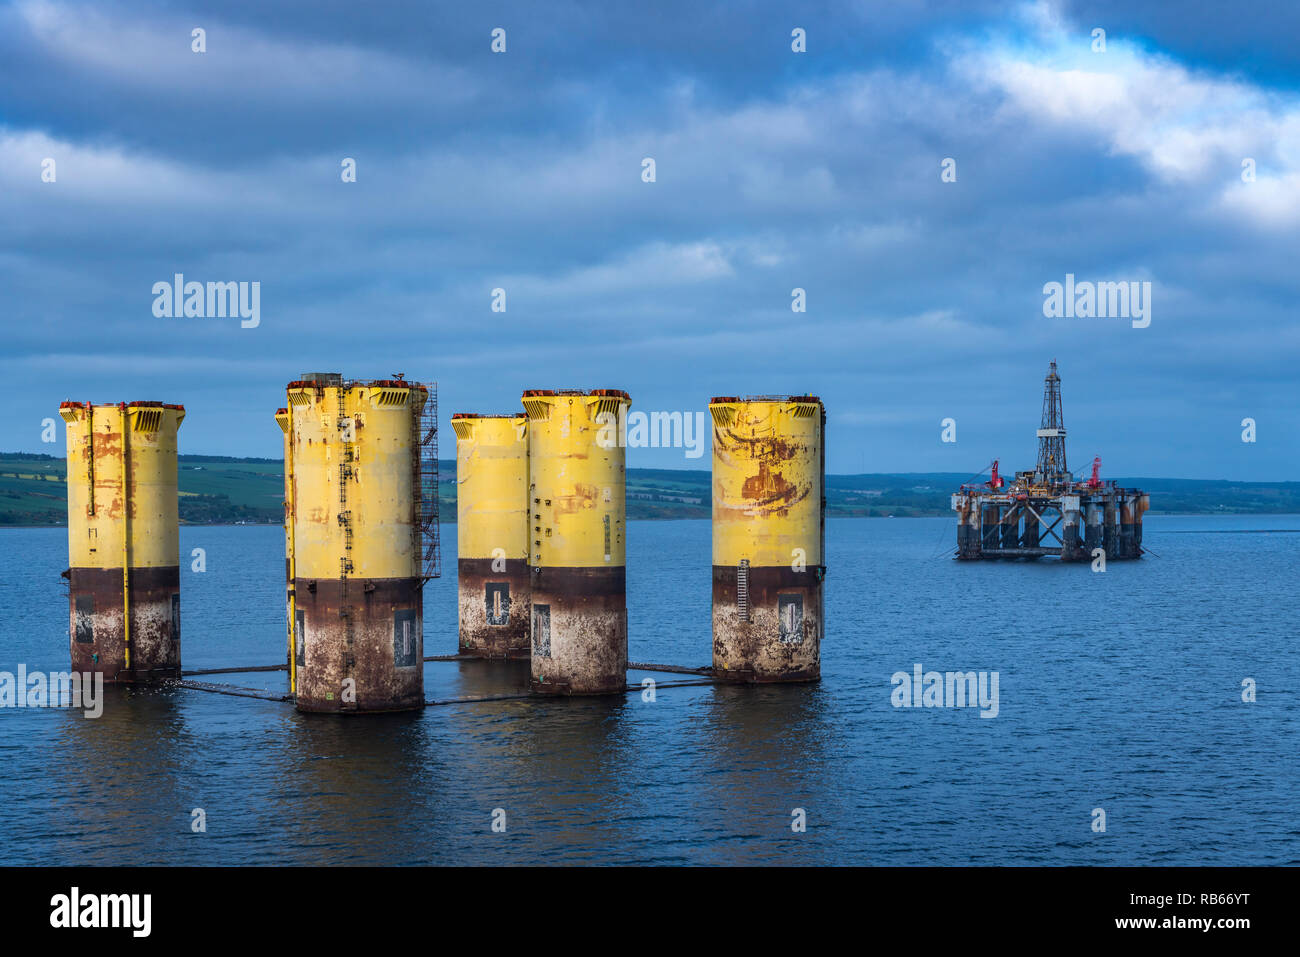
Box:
(500, 240), (735, 301)
(960, 1), (1300, 225)
(15, 0), (476, 106)
(0, 128), (257, 204)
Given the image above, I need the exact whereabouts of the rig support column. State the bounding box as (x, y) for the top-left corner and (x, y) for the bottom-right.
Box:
(1084, 502), (1102, 554)
(1134, 494), (1149, 557)
(953, 493), (981, 559)
(710, 395), (825, 683)
(981, 503), (1001, 551)
(1000, 503), (1019, 550)
(1021, 507), (1040, 549)
(61, 401), (185, 683)
(1061, 495), (1084, 561)
(523, 389), (630, 695)
(283, 374), (430, 713)
(1119, 493), (1136, 558)
(1104, 495), (1119, 559)
(452, 413), (530, 658)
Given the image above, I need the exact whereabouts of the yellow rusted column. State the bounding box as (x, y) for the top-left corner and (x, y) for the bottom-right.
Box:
(522, 389), (630, 694)
(453, 413), (530, 658)
(61, 401), (185, 682)
(283, 374), (426, 713)
(710, 395), (824, 682)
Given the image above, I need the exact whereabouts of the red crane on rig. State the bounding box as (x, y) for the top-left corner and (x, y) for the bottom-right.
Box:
(989, 459), (1004, 489)
(1085, 456), (1102, 489)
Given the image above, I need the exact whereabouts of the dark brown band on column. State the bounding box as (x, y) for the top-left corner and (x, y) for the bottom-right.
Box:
(712, 564), (822, 683)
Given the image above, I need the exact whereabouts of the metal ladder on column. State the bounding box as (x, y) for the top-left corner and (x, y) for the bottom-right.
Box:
(737, 559), (750, 622)
(337, 397), (356, 708)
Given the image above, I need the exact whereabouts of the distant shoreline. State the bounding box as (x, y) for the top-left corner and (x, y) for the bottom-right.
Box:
(5, 453), (1299, 526)
(7, 512), (1300, 531)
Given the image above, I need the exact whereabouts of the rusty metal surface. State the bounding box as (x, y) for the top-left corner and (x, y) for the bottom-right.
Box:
(981, 504), (1001, 549)
(1021, 510), (1040, 549)
(1118, 494), (1137, 558)
(458, 557), (530, 658)
(957, 488), (1144, 561)
(67, 565), (180, 682)
(293, 576), (423, 713)
(1061, 523), (1085, 562)
(952, 494), (981, 559)
(712, 564), (821, 683)
(529, 566), (626, 695)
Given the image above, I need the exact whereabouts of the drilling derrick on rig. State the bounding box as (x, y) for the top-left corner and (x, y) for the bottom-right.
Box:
(1034, 361), (1068, 485)
(951, 362), (1148, 563)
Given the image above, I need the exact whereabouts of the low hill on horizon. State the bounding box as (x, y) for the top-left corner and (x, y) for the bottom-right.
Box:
(2, 452), (1297, 526)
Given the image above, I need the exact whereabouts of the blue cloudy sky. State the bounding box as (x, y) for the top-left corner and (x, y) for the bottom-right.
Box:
(2, 0), (1297, 479)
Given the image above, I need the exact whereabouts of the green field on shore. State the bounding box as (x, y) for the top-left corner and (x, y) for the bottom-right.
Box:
(2, 452), (1297, 526)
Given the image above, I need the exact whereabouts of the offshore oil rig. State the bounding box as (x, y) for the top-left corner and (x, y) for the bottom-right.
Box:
(951, 362), (1149, 562)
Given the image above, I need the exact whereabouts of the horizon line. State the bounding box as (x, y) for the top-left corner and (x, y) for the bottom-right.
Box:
(1, 449), (1296, 485)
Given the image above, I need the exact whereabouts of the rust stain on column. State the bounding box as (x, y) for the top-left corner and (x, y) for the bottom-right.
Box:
(710, 395), (825, 683)
(61, 401), (184, 683)
(452, 413), (530, 659)
(522, 389), (630, 695)
(282, 374), (429, 713)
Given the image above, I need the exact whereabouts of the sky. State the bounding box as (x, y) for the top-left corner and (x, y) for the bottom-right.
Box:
(1, 0), (1297, 479)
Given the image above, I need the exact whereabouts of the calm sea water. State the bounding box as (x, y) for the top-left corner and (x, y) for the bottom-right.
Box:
(0, 516), (1296, 865)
